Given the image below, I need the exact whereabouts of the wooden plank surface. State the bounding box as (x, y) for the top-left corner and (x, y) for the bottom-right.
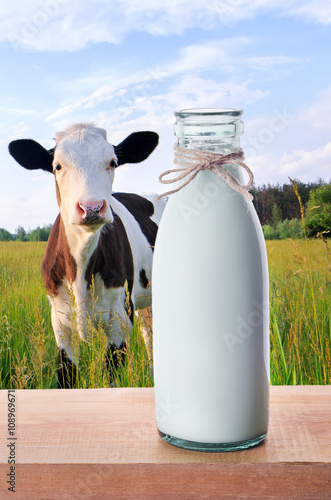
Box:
(0, 386), (330, 499)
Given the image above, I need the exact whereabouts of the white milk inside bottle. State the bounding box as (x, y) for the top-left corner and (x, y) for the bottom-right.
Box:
(152, 108), (269, 451)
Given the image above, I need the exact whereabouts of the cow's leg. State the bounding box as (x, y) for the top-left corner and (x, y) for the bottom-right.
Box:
(57, 338), (78, 388)
(51, 306), (78, 388)
(103, 300), (131, 385)
(105, 342), (127, 386)
(135, 306), (153, 378)
(58, 348), (77, 389)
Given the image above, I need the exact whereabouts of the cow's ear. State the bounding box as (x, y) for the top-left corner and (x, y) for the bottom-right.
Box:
(8, 139), (54, 173)
(114, 131), (159, 166)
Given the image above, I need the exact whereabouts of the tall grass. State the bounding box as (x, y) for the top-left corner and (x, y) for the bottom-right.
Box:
(0, 242), (153, 388)
(268, 181), (330, 384)
(268, 238), (331, 384)
(0, 242), (57, 389)
(0, 234), (330, 388)
(269, 180), (331, 384)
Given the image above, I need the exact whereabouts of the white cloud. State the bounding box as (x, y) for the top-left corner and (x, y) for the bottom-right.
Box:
(153, 76), (269, 110)
(0, 121), (33, 145)
(161, 37), (251, 75)
(280, 0), (331, 25)
(281, 142), (331, 179)
(45, 38), (247, 120)
(1, 0), (331, 52)
(0, 1), (226, 52)
(299, 85), (331, 131)
(0, 162), (58, 233)
(241, 86), (331, 186)
(45, 36), (301, 124)
(0, 106), (38, 117)
(245, 55), (305, 70)
(169, 38), (304, 74)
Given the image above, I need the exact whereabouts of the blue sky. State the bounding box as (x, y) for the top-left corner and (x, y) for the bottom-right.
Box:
(0, 0), (331, 232)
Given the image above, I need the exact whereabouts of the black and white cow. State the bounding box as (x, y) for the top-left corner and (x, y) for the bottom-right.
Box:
(9, 123), (165, 387)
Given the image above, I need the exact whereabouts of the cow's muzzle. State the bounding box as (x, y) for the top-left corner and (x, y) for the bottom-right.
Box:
(71, 200), (110, 226)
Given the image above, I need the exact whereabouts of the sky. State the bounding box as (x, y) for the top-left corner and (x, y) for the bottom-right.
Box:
(0, 0), (331, 233)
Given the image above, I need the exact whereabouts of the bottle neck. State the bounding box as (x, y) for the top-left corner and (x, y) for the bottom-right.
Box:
(174, 108), (245, 183)
(174, 108), (243, 155)
(176, 136), (241, 154)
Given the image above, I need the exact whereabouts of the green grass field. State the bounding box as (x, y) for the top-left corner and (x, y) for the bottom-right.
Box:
(0, 238), (330, 389)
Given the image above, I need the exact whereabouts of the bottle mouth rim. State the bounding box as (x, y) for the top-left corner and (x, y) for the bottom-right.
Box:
(175, 108), (243, 118)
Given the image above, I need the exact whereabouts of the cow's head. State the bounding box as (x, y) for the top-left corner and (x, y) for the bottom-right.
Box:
(8, 123), (158, 231)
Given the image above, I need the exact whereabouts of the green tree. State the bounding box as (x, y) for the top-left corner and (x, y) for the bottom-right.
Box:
(0, 228), (14, 241)
(16, 226), (27, 241)
(276, 218), (303, 239)
(305, 184), (331, 237)
(27, 225), (52, 241)
(271, 203), (282, 225)
(252, 178), (325, 225)
(262, 224), (278, 240)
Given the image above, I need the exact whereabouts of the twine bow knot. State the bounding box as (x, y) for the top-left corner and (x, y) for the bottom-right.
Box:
(157, 145), (254, 201)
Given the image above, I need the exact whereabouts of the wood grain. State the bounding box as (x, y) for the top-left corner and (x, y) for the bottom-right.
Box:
(0, 386), (330, 499)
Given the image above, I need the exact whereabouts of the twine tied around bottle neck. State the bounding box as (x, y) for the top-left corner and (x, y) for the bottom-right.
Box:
(156, 145), (254, 201)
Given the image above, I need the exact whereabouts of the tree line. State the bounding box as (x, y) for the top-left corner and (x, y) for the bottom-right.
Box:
(251, 178), (322, 224)
(0, 179), (330, 241)
(0, 225), (52, 242)
(251, 178), (331, 239)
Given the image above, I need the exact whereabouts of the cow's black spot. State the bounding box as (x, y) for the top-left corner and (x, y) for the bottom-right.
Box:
(85, 210), (134, 293)
(139, 268), (149, 289)
(58, 349), (77, 389)
(106, 342), (127, 384)
(112, 192), (158, 250)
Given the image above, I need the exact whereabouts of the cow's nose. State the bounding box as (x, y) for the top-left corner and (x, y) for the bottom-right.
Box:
(76, 200), (107, 224)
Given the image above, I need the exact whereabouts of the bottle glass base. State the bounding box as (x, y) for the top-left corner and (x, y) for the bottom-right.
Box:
(158, 430), (267, 452)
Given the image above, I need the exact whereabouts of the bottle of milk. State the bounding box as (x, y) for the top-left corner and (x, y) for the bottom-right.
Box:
(152, 108), (269, 451)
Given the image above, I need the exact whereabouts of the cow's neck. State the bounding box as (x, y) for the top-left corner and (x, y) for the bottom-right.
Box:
(59, 216), (101, 336)
(61, 215), (101, 281)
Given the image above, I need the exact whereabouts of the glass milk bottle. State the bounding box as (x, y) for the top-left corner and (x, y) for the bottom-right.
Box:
(152, 108), (269, 451)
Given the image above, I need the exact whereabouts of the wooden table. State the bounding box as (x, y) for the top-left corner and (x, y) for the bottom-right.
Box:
(0, 386), (330, 499)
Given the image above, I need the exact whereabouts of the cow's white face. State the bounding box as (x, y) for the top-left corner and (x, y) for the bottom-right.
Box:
(8, 122), (159, 235)
(53, 125), (116, 231)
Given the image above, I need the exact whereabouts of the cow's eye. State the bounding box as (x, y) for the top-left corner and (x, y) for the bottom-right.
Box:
(54, 164), (62, 172)
(110, 159), (118, 169)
